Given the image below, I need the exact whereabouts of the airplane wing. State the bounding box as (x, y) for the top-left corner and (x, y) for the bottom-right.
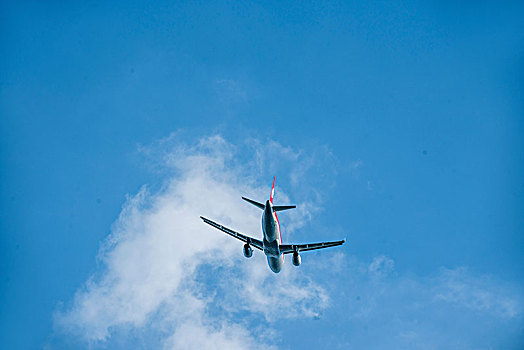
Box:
(200, 216), (264, 250)
(279, 239), (346, 254)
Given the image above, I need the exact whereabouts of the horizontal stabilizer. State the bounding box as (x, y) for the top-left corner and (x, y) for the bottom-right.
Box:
(273, 205), (296, 212)
(242, 197), (265, 210)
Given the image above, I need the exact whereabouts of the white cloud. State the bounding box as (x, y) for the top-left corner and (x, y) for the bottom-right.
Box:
(52, 133), (523, 349)
(368, 255), (395, 279)
(312, 254), (524, 349)
(54, 135), (334, 348)
(432, 267), (522, 319)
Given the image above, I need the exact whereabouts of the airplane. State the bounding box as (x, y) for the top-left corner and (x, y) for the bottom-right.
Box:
(200, 176), (346, 273)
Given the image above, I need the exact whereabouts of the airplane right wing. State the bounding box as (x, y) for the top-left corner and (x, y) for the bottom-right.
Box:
(200, 216), (264, 250)
(279, 239), (346, 254)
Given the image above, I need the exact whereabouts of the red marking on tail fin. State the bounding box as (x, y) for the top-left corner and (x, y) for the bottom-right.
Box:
(270, 176), (275, 204)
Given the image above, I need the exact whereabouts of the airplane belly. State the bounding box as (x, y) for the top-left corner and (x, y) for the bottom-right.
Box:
(262, 211), (278, 242)
(262, 200), (284, 273)
(267, 256), (284, 273)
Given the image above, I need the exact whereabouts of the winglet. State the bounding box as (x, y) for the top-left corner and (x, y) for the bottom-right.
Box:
(270, 175), (275, 204)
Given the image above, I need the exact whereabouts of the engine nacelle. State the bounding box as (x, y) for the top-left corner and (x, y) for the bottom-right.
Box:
(243, 244), (253, 258)
(292, 251), (301, 266)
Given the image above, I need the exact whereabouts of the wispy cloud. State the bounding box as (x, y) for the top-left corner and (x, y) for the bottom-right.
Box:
(312, 254), (524, 349)
(432, 266), (521, 319)
(52, 134), (523, 349)
(53, 135), (335, 348)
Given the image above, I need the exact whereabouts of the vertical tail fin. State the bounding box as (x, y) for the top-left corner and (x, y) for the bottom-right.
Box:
(270, 175), (275, 204)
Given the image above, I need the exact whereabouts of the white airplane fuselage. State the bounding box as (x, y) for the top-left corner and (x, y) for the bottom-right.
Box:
(262, 200), (284, 273)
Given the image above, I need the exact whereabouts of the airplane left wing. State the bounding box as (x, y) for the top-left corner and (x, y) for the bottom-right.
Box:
(279, 239), (346, 254)
(200, 216), (264, 250)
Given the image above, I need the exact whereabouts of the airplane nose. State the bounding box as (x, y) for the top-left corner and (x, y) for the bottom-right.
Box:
(266, 200), (271, 208)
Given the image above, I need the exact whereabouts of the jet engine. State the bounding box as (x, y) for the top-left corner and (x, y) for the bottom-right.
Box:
(292, 251), (301, 266)
(243, 243), (253, 258)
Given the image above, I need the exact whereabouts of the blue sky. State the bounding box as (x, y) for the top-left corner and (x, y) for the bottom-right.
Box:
(1, 1), (523, 349)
